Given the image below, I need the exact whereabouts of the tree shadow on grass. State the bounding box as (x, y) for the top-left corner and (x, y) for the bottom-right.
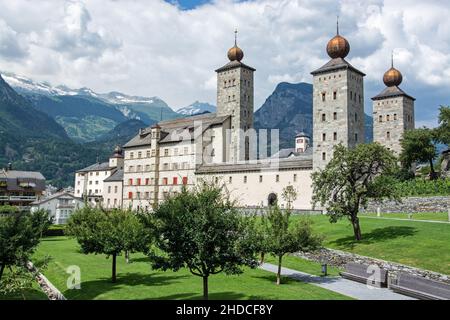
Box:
(251, 273), (301, 286)
(154, 292), (250, 300)
(330, 226), (418, 250)
(63, 272), (189, 300)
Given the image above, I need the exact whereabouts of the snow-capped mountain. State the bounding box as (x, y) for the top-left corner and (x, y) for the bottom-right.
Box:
(177, 101), (216, 116)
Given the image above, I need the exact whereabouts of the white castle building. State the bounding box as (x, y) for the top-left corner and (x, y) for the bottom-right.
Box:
(75, 25), (415, 211)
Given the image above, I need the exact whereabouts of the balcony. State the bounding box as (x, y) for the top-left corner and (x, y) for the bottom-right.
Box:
(0, 195), (38, 202)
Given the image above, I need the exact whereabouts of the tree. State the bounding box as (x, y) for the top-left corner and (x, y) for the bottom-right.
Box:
(281, 185), (297, 210)
(312, 143), (400, 241)
(263, 205), (322, 285)
(66, 207), (150, 283)
(149, 183), (259, 300)
(400, 128), (438, 179)
(435, 105), (450, 146)
(0, 208), (51, 293)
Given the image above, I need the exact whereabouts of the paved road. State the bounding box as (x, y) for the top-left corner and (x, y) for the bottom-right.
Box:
(260, 263), (415, 300)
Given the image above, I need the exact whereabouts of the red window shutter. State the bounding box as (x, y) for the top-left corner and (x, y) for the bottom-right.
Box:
(137, 178), (141, 186)
(145, 178), (150, 185)
(173, 177), (178, 185)
(182, 177), (188, 185)
(129, 178), (133, 186)
(128, 192), (133, 199)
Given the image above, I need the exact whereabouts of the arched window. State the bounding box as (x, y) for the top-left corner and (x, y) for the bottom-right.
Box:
(268, 193), (277, 206)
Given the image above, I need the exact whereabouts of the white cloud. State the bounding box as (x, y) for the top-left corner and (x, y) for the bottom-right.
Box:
(0, 0), (448, 124)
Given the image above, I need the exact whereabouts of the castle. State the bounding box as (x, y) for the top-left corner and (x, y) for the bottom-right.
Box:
(74, 24), (415, 211)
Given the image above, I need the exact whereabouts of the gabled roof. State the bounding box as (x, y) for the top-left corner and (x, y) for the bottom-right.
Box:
(123, 113), (230, 148)
(0, 169), (45, 180)
(215, 60), (256, 73)
(271, 147), (313, 159)
(104, 169), (124, 182)
(31, 191), (82, 206)
(311, 57), (365, 76)
(77, 162), (112, 173)
(371, 86), (416, 101)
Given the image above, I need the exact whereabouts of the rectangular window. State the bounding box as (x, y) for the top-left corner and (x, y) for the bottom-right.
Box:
(173, 177), (178, 185)
(146, 150), (151, 158)
(137, 178), (141, 186)
(322, 152), (326, 161)
(259, 175), (263, 183)
(182, 177), (188, 185)
(333, 91), (337, 100)
(145, 178), (150, 185)
(108, 186), (111, 193)
(333, 132), (337, 141)
(355, 133), (358, 142)
(130, 152), (134, 159)
(114, 186), (118, 193)
(333, 112), (337, 120)
(138, 152), (142, 158)
(276, 175), (279, 182)
(244, 176), (247, 183)
(322, 113), (326, 122)
(394, 114), (397, 120)
(162, 178), (168, 185)
(293, 174), (297, 182)
(322, 133), (326, 141)
(379, 115), (383, 123)
(229, 176), (232, 183)
(128, 178), (133, 186)
(164, 149), (169, 156)
(128, 192), (133, 200)
(321, 93), (326, 102)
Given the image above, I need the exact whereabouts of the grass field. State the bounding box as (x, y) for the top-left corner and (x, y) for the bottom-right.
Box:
(293, 214), (450, 275)
(361, 212), (449, 222)
(31, 237), (349, 300)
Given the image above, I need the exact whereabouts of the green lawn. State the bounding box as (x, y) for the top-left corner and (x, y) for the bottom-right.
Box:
(293, 214), (450, 275)
(361, 212), (449, 222)
(264, 255), (341, 277)
(31, 237), (349, 300)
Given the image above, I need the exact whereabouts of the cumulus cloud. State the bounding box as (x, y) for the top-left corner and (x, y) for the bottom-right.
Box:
(0, 0), (448, 125)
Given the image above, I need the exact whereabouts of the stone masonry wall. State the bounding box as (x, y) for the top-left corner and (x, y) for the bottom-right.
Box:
(295, 248), (450, 284)
(362, 196), (450, 213)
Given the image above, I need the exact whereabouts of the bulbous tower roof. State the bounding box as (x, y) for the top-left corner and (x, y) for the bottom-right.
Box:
(227, 29), (244, 62)
(383, 54), (403, 88)
(326, 19), (350, 59)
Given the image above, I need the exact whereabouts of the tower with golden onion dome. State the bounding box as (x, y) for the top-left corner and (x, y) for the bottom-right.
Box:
(372, 53), (415, 155)
(310, 18), (366, 171)
(216, 30), (255, 162)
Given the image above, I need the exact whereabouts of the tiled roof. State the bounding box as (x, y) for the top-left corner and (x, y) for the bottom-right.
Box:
(0, 170), (45, 180)
(311, 57), (365, 76)
(76, 162), (112, 173)
(104, 169), (124, 182)
(371, 86), (415, 101)
(271, 147), (313, 159)
(215, 60), (256, 73)
(195, 157), (313, 174)
(31, 191), (81, 205)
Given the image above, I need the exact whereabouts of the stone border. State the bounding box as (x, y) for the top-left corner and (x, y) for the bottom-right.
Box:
(26, 262), (66, 300)
(294, 248), (450, 285)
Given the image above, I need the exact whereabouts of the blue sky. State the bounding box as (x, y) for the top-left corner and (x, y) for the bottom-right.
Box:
(0, 0), (449, 128)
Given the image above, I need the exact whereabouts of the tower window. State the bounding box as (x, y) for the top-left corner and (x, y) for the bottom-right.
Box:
(333, 91), (337, 100)
(387, 131), (391, 140)
(386, 114), (390, 121)
(333, 112), (337, 120)
(321, 93), (326, 102)
(322, 152), (326, 161)
(355, 133), (358, 142)
(322, 133), (326, 141)
(333, 132), (337, 141)
(394, 114), (397, 120)
(355, 113), (358, 122)
(379, 115), (383, 123)
(244, 176), (247, 183)
(322, 113), (326, 122)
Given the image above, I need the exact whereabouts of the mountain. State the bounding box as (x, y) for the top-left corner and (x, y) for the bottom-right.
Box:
(2, 72), (181, 142)
(96, 119), (151, 143)
(177, 101), (216, 116)
(254, 82), (373, 151)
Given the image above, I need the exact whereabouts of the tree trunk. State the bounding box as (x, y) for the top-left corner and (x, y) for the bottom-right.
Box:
(125, 251), (129, 264)
(0, 264), (5, 282)
(429, 159), (437, 180)
(276, 255), (283, 285)
(351, 216), (362, 241)
(112, 253), (117, 283)
(203, 276), (209, 300)
(260, 252), (265, 265)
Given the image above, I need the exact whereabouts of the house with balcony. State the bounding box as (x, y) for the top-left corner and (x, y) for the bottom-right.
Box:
(0, 167), (46, 210)
(31, 191), (84, 225)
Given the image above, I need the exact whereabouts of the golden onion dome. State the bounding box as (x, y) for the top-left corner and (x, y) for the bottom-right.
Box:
(383, 67), (403, 87)
(327, 34), (350, 59)
(227, 29), (244, 62)
(228, 45), (244, 62)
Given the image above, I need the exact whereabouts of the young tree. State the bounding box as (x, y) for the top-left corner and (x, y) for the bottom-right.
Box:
(149, 183), (259, 300)
(66, 207), (150, 283)
(400, 128), (438, 179)
(312, 143), (399, 241)
(0, 208), (51, 292)
(282, 185), (298, 210)
(263, 205), (322, 285)
(435, 105), (450, 146)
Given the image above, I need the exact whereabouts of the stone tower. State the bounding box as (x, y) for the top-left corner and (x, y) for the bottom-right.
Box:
(216, 31), (255, 162)
(311, 20), (365, 171)
(372, 55), (415, 155)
